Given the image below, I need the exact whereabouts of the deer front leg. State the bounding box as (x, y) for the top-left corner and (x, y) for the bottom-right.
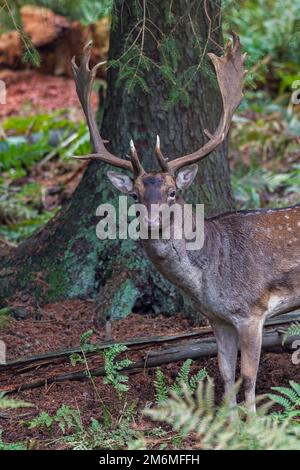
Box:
(211, 320), (239, 411)
(238, 318), (264, 413)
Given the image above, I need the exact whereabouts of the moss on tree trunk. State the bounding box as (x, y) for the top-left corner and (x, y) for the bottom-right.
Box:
(0, 0), (234, 318)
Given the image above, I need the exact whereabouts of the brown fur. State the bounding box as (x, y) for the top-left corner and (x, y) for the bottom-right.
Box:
(136, 172), (300, 413)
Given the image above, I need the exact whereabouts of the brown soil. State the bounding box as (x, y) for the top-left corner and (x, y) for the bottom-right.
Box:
(0, 300), (299, 449)
(0, 69), (98, 119)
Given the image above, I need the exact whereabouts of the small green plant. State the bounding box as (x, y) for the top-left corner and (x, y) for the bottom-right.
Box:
(0, 392), (33, 410)
(1, 113), (91, 176)
(71, 331), (133, 398)
(0, 112), (92, 244)
(0, 307), (11, 330)
(223, 0), (300, 90)
(231, 152), (300, 210)
(268, 381), (300, 422)
(55, 404), (83, 434)
(144, 380), (300, 450)
(0, 430), (26, 451)
(27, 410), (54, 431)
(282, 322), (300, 345)
(69, 329), (96, 367)
(27, 405), (84, 435)
(70, 333), (136, 433)
(0, 180), (57, 244)
(0, 393), (33, 450)
(154, 359), (207, 404)
(26, 402), (139, 450)
(103, 344), (133, 398)
(153, 369), (169, 405)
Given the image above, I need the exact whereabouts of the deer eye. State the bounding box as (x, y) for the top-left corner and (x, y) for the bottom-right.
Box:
(169, 190), (176, 199)
(132, 193), (138, 201)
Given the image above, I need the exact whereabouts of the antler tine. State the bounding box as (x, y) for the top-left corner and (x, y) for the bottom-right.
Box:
(168, 32), (245, 173)
(155, 135), (170, 173)
(71, 42), (133, 172)
(130, 139), (145, 177)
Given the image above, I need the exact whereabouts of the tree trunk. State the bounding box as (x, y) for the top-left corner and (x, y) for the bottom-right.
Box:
(0, 1), (234, 320)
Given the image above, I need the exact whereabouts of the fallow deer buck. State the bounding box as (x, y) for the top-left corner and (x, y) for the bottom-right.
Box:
(72, 34), (300, 412)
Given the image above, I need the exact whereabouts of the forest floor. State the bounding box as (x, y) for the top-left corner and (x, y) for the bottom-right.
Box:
(0, 300), (299, 449)
(0, 69), (95, 119)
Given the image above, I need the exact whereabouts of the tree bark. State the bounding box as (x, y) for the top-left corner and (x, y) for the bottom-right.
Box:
(0, 1), (234, 319)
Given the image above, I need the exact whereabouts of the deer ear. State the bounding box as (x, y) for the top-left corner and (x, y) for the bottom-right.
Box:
(176, 164), (198, 190)
(107, 171), (134, 193)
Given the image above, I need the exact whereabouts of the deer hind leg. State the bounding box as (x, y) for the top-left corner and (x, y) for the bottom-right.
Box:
(238, 318), (264, 413)
(211, 320), (239, 409)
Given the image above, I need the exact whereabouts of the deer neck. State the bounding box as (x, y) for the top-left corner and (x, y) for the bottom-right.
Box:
(141, 198), (217, 298)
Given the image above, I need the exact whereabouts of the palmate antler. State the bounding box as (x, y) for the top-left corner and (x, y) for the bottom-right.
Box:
(72, 33), (245, 175)
(164, 32), (246, 174)
(71, 41), (145, 177)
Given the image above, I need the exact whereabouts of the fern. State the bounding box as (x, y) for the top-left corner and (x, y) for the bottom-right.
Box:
(79, 329), (94, 349)
(25, 401), (139, 450)
(154, 369), (168, 404)
(154, 360), (207, 404)
(144, 381), (300, 450)
(0, 430), (26, 450)
(171, 359), (193, 395)
(282, 322), (300, 345)
(102, 344), (133, 398)
(189, 369), (209, 392)
(0, 392), (33, 410)
(55, 404), (82, 434)
(268, 381), (300, 421)
(290, 381), (300, 396)
(0, 393), (33, 450)
(27, 411), (53, 430)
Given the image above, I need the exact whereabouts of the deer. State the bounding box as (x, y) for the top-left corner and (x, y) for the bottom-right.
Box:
(71, 33), (300, 412)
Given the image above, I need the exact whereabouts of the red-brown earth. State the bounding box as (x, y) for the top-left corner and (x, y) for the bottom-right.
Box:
(0, 300), (299, 449)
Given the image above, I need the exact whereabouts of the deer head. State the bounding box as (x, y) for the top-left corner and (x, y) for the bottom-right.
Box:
(72, 33), (245, 228)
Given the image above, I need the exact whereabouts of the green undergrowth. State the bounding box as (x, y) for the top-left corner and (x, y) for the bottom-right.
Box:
(1, 336), (299, 450)
(0, 112), (91, 244)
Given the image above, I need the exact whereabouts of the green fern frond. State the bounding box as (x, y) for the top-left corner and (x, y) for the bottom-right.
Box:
(0, 393), (33, 410)
(267, 380), (300, 422)
(271, 386), (300, 405)
(171, 359), (192, 393)
(267, 393), (293, 410)
(289, 380), (300, 396)
(189, 369), (208, 392)
(154, 361), (207, 404)
(145, 380), (300, 450)
(154, 369), (169, 404)
(102, 344), (133, 398)
(282, 322), (300, 344)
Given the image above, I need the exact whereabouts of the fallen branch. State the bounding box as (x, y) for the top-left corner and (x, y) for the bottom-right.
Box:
(0, 329), (210, 371)
(1, 309), (299, 372)
(265, 310), (300, 326)
(2, 327), (298, 395)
